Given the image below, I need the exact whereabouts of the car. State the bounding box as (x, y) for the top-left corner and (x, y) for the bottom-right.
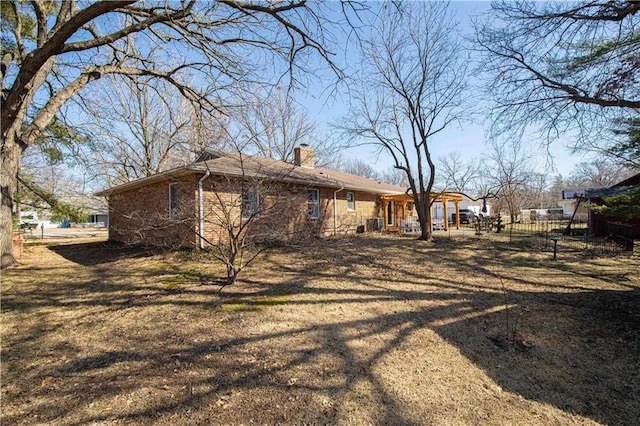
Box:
(452, 209), (476, 224)
(20, 221), (38, 230)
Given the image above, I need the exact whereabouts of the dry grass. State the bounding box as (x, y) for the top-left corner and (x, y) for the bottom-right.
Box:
(2, 233), (639, 425)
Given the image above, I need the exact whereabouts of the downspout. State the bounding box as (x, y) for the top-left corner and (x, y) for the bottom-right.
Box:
(198, 170), (211, 249)
(333, 184), (345, 236)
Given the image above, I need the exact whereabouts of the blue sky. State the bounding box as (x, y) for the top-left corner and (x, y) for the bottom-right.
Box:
(296, 1), (587, 179)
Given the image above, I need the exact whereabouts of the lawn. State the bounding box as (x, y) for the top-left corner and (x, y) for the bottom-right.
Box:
(1, 234), (639, 425)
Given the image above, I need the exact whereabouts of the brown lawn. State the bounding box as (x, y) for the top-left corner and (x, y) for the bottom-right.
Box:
(1, 233), (639, 425)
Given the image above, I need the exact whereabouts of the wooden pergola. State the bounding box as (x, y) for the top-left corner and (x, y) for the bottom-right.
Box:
(380, 192), (464, 232)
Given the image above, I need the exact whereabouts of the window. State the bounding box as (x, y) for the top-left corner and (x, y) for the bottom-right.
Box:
(346, 192), (355, 211)
(308, 189), (319, 219)
(169, 183), (179, 220)
(242, 186), (260, 220)
(407, 202), (414, 212)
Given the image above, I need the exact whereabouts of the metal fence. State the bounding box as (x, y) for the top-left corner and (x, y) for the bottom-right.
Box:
(505, 219), (634, 255)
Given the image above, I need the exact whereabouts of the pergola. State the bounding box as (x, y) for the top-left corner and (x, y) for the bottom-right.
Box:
(380, 192), (465, 232)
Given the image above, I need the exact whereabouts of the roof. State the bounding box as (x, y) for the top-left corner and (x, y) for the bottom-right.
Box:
(585, 185), (637, 199)
(582, 172), (640, 199)
(612, 172), (640, 187)
(96, 151), (406, 196)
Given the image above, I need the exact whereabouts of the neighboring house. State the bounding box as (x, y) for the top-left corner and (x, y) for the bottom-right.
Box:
(96, 146), (409, 248)
(17, 195), (109, 229)
(558, 187), (590, 219)
(80, 199), (109, 227)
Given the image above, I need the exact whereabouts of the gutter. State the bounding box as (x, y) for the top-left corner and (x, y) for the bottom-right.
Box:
(333, 184), (345, 236)
(198, 170), (211, 249)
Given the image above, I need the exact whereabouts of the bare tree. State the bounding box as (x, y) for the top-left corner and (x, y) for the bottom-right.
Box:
(475, 1), (640, 162)
(485, 139), (536, 222)
(78, 77), (227, 186)
(379, 166), (409, 188)
(200, 161), (303, 287)
(228, 86), (340, 167)
(338, 158), (381, 181)
(526, 173), (548, 210)
(193, 136), (328, 286)
(341, 2), (469, 240)
(437, 152), (482, 195)
(0, 0), (340, 267)
(568, 159), (635, 187)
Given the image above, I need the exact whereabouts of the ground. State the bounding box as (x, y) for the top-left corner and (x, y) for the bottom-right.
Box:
(2, 233), (639, 425)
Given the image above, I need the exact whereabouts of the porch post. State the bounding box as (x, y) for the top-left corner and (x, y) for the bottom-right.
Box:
(382, 200), (388, 230)
(442, 199), (448, 231)
(455, 200), (460, 229)
(430, 203), (434, 229)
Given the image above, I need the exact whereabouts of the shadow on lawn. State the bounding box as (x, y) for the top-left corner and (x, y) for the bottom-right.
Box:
(48, 241), (163, 266)
(2, 235), (639, 425)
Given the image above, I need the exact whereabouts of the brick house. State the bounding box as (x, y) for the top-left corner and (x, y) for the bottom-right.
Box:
(95, 146), (406, 248)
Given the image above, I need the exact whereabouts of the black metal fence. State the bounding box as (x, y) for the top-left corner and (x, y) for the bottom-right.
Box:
(504, 219), (634, 255)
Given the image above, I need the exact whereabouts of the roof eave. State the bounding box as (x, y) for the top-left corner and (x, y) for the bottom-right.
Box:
(94, 166), (192, 197)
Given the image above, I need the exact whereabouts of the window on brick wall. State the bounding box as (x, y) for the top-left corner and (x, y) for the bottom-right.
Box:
(242, 186), (260, 220)
(169, 183), (179, 220)
(346, 192), (355, 211)
(308, 189), (319, 219)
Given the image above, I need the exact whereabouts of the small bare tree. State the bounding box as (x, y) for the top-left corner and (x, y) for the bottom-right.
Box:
(197, 153), (313, 287)
(341, 2), (470, 240)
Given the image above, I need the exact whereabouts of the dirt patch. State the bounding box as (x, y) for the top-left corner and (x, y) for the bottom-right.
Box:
(2, 234), (639, 425)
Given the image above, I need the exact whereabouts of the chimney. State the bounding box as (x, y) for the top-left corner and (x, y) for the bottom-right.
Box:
(294, 144), (314, 168)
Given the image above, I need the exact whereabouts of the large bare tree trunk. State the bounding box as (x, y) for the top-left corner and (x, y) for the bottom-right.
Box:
(1, 132), (23, 268)
(417, 202), (432, 241)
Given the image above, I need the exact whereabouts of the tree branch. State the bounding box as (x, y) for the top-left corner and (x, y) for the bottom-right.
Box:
(61, 1), (195, 53)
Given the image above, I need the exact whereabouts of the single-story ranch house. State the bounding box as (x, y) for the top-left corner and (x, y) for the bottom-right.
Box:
(96, 146), (464, 248)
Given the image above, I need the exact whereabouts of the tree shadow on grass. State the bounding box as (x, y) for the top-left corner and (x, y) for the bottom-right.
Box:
(48, 241), (163, 266)
(2, 235), (639, 425)
(435, 287), (640, 424)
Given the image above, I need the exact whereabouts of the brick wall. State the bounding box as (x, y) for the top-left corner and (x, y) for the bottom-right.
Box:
(327, 190), (381, 235)
(200, 178), (325, 244)
(106, 173), (386, 248)
(107, 175), (198, 247)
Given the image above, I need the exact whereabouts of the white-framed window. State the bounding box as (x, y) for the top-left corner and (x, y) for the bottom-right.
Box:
(346, 192), (355, 211)
(308, 189), (320, 219)
(242, 186), (260, 220)
(169, 183), (179, 220)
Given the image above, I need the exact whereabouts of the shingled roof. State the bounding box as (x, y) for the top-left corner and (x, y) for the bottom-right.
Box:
(96, 150), (405, 196)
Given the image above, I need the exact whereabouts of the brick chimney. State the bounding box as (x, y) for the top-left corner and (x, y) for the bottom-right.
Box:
(294, 144), (314, 168)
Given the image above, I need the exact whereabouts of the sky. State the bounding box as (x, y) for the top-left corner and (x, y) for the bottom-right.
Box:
(296, 1), (587, 179)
